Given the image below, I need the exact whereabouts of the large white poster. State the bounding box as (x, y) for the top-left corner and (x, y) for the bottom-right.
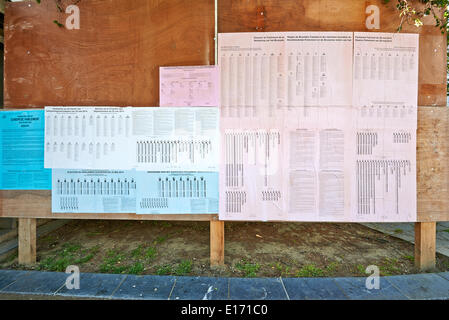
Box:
(44, 107), (219, 172)
(44, 107), (133, 170)
(218, 31), (418, 222)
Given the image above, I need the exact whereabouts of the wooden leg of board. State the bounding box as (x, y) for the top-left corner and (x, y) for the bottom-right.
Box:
(210, 220), (224, 266)
(18, 218), (37, 265)
(414, 222), (436, 271)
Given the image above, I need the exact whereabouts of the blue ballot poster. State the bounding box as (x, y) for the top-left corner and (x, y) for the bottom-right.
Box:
(0, 110), (51, 190)
(135, 171), (219, 214)
(52, 169), (136, 213)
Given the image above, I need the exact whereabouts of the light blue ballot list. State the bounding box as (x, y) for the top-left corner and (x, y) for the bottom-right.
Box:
(52, 169), (218, 214)
(135, 171), (219, 214)
(0, 110), (51, 190)
(52, 169), (136, 213)
(48, 106), (220, 214)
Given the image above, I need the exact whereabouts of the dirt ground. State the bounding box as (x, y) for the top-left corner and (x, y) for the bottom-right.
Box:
(2, 220), (449, 278)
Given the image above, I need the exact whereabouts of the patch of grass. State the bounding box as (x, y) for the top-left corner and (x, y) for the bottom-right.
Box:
(128, 262), (144, 275)
(442, 229), (449, 233)
(39, 256), (69, 272)
(99, 249), (128, 274)
(62, 243), (81, 254)
(160, 222), (173, 228)
(324, 262), (339, 275)
(235, 260), (260, 278)
(154, 236), (168, 244)
(145, 247), (157, 260)
(131, 245), (144, 258)
(76, 252), (95, 264)
(402, 255), (414, 263)
(38, 243), (97, 272)
(156, 265), (173, 275)
(130, 245), (157, 261)
(175, 260), (192, 276)
(393, 229), (403, 234)
(41, 235), (57, 243)
(379, 258), (401, 276)
(296, 264), (325, 277)
(356, 264), (366, 275)
(272, 262), (291, 276)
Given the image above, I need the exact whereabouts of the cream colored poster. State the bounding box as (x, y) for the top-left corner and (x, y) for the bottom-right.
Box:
(218, 31), (417, 222)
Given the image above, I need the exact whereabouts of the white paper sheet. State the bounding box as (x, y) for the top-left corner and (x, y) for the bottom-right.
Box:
(353, 32), (419, 109)
(349, 127), (416, 222)
(44, 107), (133, 170)
(219, 32), (353, 120)
(160, 66), (219, 107)
(45, 106), (220, 172)
(218, 31), (417, 222)
(132, 107), (219, 171)
(51, 169), (136, 213)
(135, 171), (219, 214)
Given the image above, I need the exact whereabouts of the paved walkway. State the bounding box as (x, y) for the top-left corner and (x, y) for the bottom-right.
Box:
(363, 222), (449, 257)
(1, 269), (449, 300)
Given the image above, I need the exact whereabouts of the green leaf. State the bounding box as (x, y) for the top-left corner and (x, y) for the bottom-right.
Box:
(53, 20), (64, 28)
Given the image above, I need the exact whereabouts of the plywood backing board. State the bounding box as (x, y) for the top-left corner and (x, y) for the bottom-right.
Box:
(2, 0), (449, 222)
(0, 190), (218, 221)
(4, 0), (215, 108)
(218, 0), (447, 106)
(417, 107), (449, 222)
(0, 106), (446, 222)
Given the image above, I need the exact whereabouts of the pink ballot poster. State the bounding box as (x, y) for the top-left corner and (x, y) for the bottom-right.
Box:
(218, 31), (418, 223)
(159, 65), (220, 107)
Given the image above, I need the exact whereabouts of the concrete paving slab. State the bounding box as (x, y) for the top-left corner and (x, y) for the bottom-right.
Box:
(169, 277), (229, 300)
(228, 278), (287, 300)
(282, 278), (347, 300)
(0, 270), (30, 291)
(437, 272), (449, 282)
(333, 277), (408, 300)
(55, 272), (126, 298)
(1, 269), (449, 300)
(111, 275), (175, 300)
(385, 273), (449, 299)
(0, 271), (66, 295)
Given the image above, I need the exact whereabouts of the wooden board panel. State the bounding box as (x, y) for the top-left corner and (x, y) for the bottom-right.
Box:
(18, 218), (36, 265)
(414, 222), (436, 270)
(218, 0), (447, 106)
(2, 1), (448, 222)
(4, 0), (214, 108)
(417, 107), (449, 221)
(210, 220), (225, 266)
(1, 107), (447, 221)
(0, 190), (218, 221)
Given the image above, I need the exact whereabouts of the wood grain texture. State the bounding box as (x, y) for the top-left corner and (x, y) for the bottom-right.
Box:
(218, 0), (447, 106)
(18, 218), (36, 265)
(417, 107), (449, 221)
(0, 189), (218, 221)
(4, 0), (214, 108)
(2, 1), (449, 222)
(414, 222), (436, 270)
(210, 220), (225, 266)
(2, 107), (446, 222)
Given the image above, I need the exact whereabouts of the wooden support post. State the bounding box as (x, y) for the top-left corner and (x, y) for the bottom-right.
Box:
(210, 220), (224, 266)
(18, 218), (37, 265)
(414, 222), (436, 271)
